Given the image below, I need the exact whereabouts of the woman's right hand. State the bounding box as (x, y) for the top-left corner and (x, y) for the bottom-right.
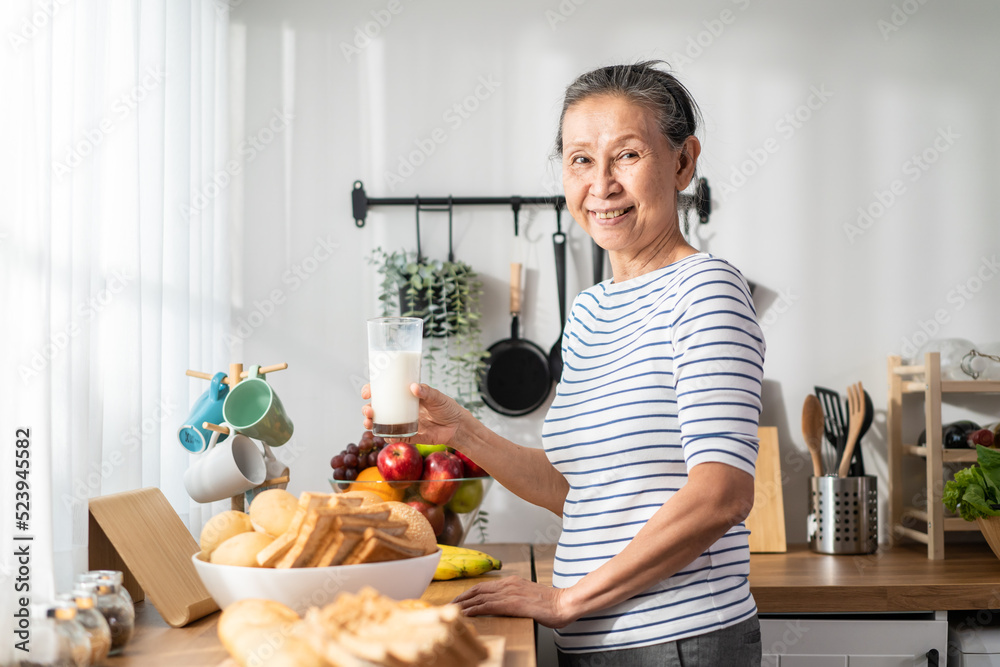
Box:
(361, 382), (469, 448)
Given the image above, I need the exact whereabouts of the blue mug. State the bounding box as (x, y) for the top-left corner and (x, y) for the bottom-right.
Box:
(178, 372), (229, 453)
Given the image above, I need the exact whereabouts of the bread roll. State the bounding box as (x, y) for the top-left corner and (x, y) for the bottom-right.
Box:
(200, 510), (254, 556)
(383, 502), (437, 555)
(218, 600), (325, 667)
(249, 489), (299, 537)
(210, 531), (275, 567)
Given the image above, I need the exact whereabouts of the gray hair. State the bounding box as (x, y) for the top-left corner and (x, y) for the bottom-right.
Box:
(554, 60), (701, 156)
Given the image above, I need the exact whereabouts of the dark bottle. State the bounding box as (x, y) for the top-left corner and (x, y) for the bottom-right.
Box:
(916, 420), (982, 448)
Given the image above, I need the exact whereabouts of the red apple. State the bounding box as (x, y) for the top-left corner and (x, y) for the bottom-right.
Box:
(377, 442), (423, 486)
(407, 499), (445, 536)
(454, 450), (487, 477)
(418, 451), (463, 505)
(438, 509), (465, 546)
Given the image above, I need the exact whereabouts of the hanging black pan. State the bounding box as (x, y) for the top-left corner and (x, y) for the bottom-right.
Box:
(548, 204), (567, 383)
(480, 261), (551, 416)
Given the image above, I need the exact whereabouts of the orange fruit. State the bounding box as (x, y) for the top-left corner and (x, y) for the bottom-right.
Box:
(347, 467), (405, 503)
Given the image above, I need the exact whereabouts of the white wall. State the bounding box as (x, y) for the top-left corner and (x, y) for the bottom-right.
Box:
(227, 0), (1000, 545)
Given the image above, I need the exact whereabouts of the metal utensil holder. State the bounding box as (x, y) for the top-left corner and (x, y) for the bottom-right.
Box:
(809, 475), (878, 554)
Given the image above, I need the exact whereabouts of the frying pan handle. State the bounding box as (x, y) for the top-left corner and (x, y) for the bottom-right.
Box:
(510, 262), (522, 316)
(553, 232), (567, 327)
(591, 239), (604, 285)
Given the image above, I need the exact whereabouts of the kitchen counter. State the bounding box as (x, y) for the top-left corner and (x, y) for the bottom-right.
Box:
(98, 540), (1000, 665)
(534, 541), (1000, 613)
(106, 543), (534, 667)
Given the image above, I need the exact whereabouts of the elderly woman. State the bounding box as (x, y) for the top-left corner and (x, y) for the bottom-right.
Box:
(363, 61), (764, 666)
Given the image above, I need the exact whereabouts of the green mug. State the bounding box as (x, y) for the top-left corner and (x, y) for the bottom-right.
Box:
(222, 365), (294, 447)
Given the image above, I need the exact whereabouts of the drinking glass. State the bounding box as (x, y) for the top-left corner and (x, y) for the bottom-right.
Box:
(367, 317), (423, 438)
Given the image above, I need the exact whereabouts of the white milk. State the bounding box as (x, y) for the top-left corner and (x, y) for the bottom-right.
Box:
(369, 349), (421, 431)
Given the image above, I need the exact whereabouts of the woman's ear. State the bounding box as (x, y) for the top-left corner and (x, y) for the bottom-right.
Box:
(675, 136), (701, 191)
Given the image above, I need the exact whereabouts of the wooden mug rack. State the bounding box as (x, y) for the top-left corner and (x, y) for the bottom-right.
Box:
(184, 362), (291, 511)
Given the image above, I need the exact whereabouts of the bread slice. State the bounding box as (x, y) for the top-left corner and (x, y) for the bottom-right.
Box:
(256, 493), (329, 567)
(276, 509), (342, 569)
(342, 528), (428, 565)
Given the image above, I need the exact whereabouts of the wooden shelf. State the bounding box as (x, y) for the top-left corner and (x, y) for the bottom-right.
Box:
(942, 380), (1000, 393)
(902, 445), (978, 463)
(888, 352), (999, 559)
(901, 380), (1000, 394)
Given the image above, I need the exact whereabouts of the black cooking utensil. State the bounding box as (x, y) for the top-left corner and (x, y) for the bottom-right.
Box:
(815, 386), (847, 474)
(848, 389), (873, 477)
(591, 239), (604, 285)
(548, 206), (567, 383)
(480, 262), (551, 416)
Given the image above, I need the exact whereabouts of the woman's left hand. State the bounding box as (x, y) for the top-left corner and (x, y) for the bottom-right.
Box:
(452, 576), (577, 629)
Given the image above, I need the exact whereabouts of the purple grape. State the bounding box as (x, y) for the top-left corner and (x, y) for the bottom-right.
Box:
(332, 467), (346, 480)
(367, 452), (379, 468)
(344, 468), (358, 481)
(373, 436), (386, 447)
(346, 443), (359, 455)
(343, 453), (359, 468)
(330, 454), (345, 469)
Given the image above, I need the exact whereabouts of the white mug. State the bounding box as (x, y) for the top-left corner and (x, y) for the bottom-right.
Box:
(183, 423), (266, 504)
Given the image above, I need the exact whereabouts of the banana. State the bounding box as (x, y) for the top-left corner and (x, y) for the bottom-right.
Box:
(433, 546), (502, 581)
(437, 544), (502, 570)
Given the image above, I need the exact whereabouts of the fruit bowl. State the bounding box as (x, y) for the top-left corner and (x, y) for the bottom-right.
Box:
(328, 475), (493, 546)
(192, 548), (441, 614)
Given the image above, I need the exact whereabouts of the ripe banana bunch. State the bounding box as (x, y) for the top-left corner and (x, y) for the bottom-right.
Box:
(434, 545), (502, 581)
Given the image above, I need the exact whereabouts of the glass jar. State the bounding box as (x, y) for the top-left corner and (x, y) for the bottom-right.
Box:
(76, 573), (134, 655)
(65, 587), (111, 665)
(50, 599), (92, 667)
(19, 604), (75, 667)
(84, 569), (134, 606)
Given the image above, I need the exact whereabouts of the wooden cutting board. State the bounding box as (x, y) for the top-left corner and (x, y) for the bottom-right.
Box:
(746, 426), (787, 553)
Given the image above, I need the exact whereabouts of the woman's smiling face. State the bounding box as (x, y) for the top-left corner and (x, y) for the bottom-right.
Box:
(561, 94), (699, 263)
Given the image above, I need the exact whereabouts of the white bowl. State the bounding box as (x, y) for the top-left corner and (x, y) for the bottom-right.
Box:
(192, 549), (441, 614)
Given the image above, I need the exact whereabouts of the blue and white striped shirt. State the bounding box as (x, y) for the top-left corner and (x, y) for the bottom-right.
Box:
(542, 252), (765, 653)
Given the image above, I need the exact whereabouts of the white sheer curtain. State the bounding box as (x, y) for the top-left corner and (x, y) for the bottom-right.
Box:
(0, 1), (231, 652)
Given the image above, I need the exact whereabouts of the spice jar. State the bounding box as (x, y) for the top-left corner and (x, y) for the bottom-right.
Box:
(18, 604), (75, 667)
(66, 587), (111, 665)
(50, 599), (92, 667)
(77, 573), (134, 655)
(84, 569), (134, 606)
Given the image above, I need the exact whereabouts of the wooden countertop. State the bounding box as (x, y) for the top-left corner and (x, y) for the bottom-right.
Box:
(534, 542), (1000, 614)
(106, 544), (534, 667)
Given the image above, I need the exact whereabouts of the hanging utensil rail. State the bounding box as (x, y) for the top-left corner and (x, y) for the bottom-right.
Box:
(351, 178), (711, 229)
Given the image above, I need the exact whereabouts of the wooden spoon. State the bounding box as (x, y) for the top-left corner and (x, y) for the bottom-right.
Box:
(838, 382), (866, 478)
(802, 394), (826, 477)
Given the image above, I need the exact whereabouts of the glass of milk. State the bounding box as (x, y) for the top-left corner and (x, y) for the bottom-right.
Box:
(367, 317), (423, 438)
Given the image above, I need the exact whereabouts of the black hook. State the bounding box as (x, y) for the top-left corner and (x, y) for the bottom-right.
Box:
(447, 195), (454, 263)
(415, 195), (423, 263)
(553, 201), (565, 243)
(511, 196), (521, 237)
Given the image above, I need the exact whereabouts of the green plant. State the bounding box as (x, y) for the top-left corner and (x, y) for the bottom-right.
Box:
(369, 247), (488, 415)
(470, 509), (490, 543)
(942, 445), (1000, 520)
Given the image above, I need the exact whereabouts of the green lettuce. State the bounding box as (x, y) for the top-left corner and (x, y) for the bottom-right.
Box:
(943, 445), (1000, 521)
